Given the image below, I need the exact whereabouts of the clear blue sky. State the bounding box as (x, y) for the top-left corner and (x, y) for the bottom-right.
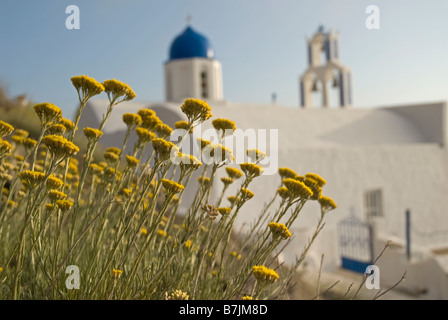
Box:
(1, 0), (448, 116)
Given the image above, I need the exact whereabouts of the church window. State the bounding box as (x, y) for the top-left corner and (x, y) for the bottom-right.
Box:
(364, 189), (383, 219)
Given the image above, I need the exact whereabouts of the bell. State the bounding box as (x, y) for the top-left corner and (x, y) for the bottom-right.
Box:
(332, 76), (339, 88)
(312, 80), (318, 92)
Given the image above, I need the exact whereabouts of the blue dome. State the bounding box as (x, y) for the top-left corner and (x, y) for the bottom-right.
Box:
(169, 26), (214, 61)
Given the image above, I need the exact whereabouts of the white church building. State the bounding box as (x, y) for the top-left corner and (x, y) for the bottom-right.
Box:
(79, 25), (448, 298)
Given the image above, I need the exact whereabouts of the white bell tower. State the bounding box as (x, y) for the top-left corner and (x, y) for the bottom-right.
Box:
(165, 25), (223, 103)
(299, 26), (353, 108)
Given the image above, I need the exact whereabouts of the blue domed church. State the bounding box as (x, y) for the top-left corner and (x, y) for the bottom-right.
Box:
(164, 25), (223, 102)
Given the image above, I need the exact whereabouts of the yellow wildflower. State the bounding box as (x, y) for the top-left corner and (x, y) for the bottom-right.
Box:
(240, 188), (254, 202)
(166, 290), (189, 300)
(198, 176), (210, 186)
(212, 118), (236, 136)
(240, 163), (264, 179)
(47, 124), (66, 135)
(23, 138), (37, 150)
(252, 265), (279, 285)
(203, 144), (234, 166)
(136, 127), (156, 146)
(71, 75), (105, 102)
(140, 227), (148, 236)
(220, 176), (234, 185)
(103, 79), (136, 103)
(180, 98), (212, 124)
(46, 175), (64, 189)
(138, 109), (162, 130)
(174, 120), (193, 133)
(122, 113), (142, 128)
(60, 118), (75, 131)
(42, 135), (79, 159)
(278, 167), (297, 179)
(319, 195), (337, 213)
(197, 138), (211, 151)
(246, 149), (266, 163)
(217, 207), (232, 216)
(161, 179), (184, 195)
(48, 189), (68, 202)
(83, 127), (103, 141)
(14, 129), (29, 138)
(157, 229), (167, 237)
(154, 123), (173, 138)
(0, 139), (13, 158)
(277, 186), (290, 200)
(0, 121), (14, 138)
(283, 178), (313, 200)
(126, 155), (139, 168)
(112, 268), (123, 279)
(268, 222), (292, 240)
(105, 147), (121, 155)
(19, 170), (45, 187)
(152, 138), (177, 161)
(56, 199), (73, 212)
(305, 172), (327, 188)
(225, 167), (244, 180)
(33, 103), (62, 126)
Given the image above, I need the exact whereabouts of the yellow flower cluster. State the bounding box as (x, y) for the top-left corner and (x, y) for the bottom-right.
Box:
(83, 127), (103, 141)
(48, 190), (67, 202)
(161, 179), (184, 195)
(240, 188), (254, 202)
(19, 170), (45, 187)
(103, 79), (136, 102)
(268, 222), (292, 240)
(154, 123), (173, 138)
(0, 139), (13, 158)
(282, 178), (313, 200)
(318, 195), (337, 213)
(166, 290), (189, 300)
(217, 207), (232, 216)
(174, 120), (193, 133)
(278, 167), (297, 179)
(246, 149), (266, 163)
(180, 98), (213, 124)
(42, 135), (79, 159)
(112, 268), (123, 279)
(138, 109), (162, 130)
(252, 265), (279, 285)
(240, 163), (264, 179)
(198, 176), (210, 186)
(197, 138), (211, 151)
(220, 176), (234, 185)
(71, 75), (105, 101)
(212, 118), (236, 136)
(56, 199), (73, 212)
(33, 103), (62, 126)
(60, 118), (75, 131)
(135, 127), (156, 146)
(225, 167), (244, 179)
(203, 144), (234, 165)
(46, 175), (64, 190)
(305, 173), (326, 188)
(152, 138), (177, 161)
(125, 155), (139, 168)
(0, 121), (14, 138)
(47, 124), (66, 136)
(122, 113), (142, 128)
